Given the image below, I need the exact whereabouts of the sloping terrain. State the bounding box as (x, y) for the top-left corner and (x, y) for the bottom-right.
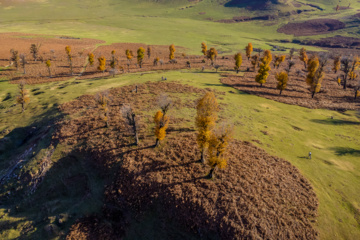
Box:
(54, 81), (319, 239)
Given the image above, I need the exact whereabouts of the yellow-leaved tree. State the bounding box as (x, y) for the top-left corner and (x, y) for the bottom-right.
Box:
(96, 92), (110, 128)
(46, 59), (52, 78)
(154, 110), (169, 147)
(201, 42), (207, 56)
(255, 50), (272, 87)
(169, 44), (176, 60)
(246, 43), (253, 60)
(349, 56), (360, 80)
(273, 55), (286, 69)
(234, 53), (242, 73)
(299, 47), (308, 69)
(137, 47), (145, 68)
(126, 49), (133, 71)
(196, 92), (219, 163)
(88, 53), (95, 66)
(207, 123), (233, 179)
(207, 47), (218, 66)
(333, 56), (341, 73)
(276, 71), (288, 95)
(306, 54), (328, 98)
(98, 56), (106, 72)
(65, 46), (73, 75)
(16, 81), (30, 113)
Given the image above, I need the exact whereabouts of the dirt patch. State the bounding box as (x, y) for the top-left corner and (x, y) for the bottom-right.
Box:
(277, 19), (345, 36)
(55, 81), (318, 239)
(0, 33), (104, 84)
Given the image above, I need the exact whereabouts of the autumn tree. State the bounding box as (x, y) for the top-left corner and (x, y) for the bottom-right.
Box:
(207, 47), (218, 66)
(96, 91), (110, 128)
(154, 110), (169, 147)
(153, 57), (160, 66)
(98, 56), (106, 72)
(16, 81), (30, 113)
(196, 92), (219, 163)
(137, 47), (145, 68)
(201, 42), (207, 56)
(255, 50), (272, 87)
(234, 53), (242, 73)
(251, 54), (259, 71)
(289, 48), (295, 60)
(20, 54), (26, 74)
(147, 46), (151, 59)
(333, 56), (341, 73)
(207, 123), (233, 179)
(30, 43), (41, 61)
(348, 56), (359, 80)
(10, 49), (20, 71)
(299, 47), (308, 69)
(65, 46), (73, 75)
(306, 54), (327, 98)
(121, 104), (140, 145)
(246, 43), (253, 60)
(126, 49), (133, 71)
(276, 71), (288, 95)
(46, 59), (52, 78)
(341, 56), (352, 90)
(273, 55), (286, 69)
(169, 44), (176, 60)
(88, 52), (95, 66)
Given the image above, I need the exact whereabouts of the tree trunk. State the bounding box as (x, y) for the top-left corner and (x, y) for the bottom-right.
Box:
(343, 77), (347, 90)
(260, 83), (263, 87)
(21, 103), (24, 113)
(279, 90), (282, 95)
(135, 85), (138, 93)
(208, 167), (215, 179)
(23, 65), (26, 74)
(355, 91), (358, 100)
(236, 69), (239, 74)
(312, 92), (315, 98)
(200, 149), (205, 163)
(304, 62), (306, 69)
(155, 138), (160, 147)
(48, 68), (51, 78)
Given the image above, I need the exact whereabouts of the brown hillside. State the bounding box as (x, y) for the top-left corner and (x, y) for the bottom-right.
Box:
(55, 82), (319, 239)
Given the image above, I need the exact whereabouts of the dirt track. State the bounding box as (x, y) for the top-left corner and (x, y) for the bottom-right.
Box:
(55, 82), (319, 239)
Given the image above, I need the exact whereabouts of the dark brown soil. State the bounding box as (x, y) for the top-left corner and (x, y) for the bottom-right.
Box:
(295, 35), (360, 49)
(277, 19), (346, 36)
(55, 82), (319, 239)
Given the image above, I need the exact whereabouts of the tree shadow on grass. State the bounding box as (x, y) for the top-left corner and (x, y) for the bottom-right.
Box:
(330, 147), (360, 157)
(311, 119), (360, 125)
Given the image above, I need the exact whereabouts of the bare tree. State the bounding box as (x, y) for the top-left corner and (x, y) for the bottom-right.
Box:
(30, 43), (41, 61)
(121, 104), (140, 145)
(19, 54), (27, 74)
(286, 60), (295, 73)
(341, 56), (352, 90)
(158, 93), (172, 116)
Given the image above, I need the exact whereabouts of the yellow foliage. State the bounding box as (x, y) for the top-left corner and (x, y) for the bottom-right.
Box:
(246, 43), (253, 60)
(333, 56), (341, 73)
(126, 49), (133, 60)
(207, 47), (218, 65)
(65, 46), (71, 56)
(234, 53), (242, 71)
(306, 56), (319, 86)
(251, 54), (259, 70)
(154, 110), (169, 141)
(97, 56), (106, 72)
(169, 44), (176, 60)
(337, 77), (341, 86)
(349, 71), (357, 80)
(195, 92), (219, 151)
(137, 47), (145, 67)
(276, 71), (288, 94)
(88, 53), (95, 66)
(255, 50), (272, 86)
(111, 50), (116, 55)
(299, 47), (308, 68)
(201, 42), (207, 55)
(356, 90), (360, 98)
(45, 59), (51, 68)
(207, 125), (233, 170)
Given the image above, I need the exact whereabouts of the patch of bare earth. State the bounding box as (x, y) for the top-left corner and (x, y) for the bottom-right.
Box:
(277, 19), (345, 36)
(55, 82), (318, 239)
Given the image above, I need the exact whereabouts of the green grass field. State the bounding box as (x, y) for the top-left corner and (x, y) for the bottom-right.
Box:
(1, 0), (360, 239)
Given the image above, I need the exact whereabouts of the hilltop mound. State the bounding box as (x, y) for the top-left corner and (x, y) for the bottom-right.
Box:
(55, 81), (319, 239)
